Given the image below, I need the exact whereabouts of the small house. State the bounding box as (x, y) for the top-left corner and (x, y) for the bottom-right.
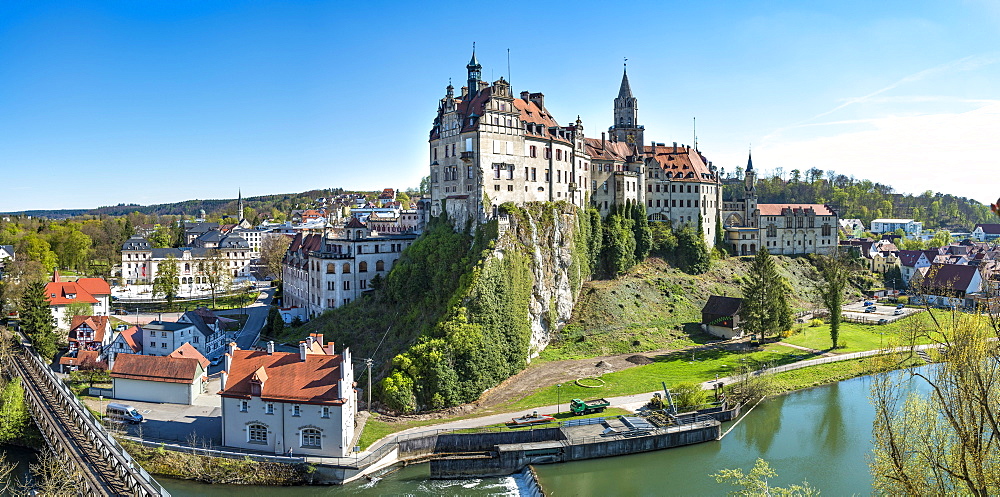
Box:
(109, 348), (207, 405)
(701, 296), (744, 339)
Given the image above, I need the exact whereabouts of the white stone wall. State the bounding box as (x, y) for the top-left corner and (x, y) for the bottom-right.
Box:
(113, 377), (198, 405)
(221, 396), (350, 457)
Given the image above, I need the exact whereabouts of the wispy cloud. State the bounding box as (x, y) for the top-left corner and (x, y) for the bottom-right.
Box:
(762, 53), (1000, 142)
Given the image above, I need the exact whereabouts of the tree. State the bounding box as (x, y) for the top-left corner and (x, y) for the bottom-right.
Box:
(741, 248), (792, 339)
(260, 234), (291, 281)
(152, 255), (181, 306)
(19, 281), (57, 361)
(0, 377), (30, 444)
(870, 311), (1000, 495)
(630, 204), (652, 261)
(148, 226), (173, 248)
(816, 253), (849, 348)
(197, 250), (231, 309)
(61, 301), (93, 329)
(713, 458), (819, 496)
(676, 225), (711, 274)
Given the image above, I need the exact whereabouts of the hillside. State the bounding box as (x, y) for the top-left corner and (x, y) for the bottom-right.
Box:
(722, 168), (992, 230)
(541, 255), (863, 362)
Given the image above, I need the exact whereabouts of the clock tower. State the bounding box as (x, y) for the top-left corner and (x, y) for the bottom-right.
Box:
(609, 63), (643, 152)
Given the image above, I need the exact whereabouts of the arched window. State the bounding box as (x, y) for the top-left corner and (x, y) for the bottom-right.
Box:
(326, 263), (335, 274)
(342, 263), (351, 274)
(376, 260), (385, 271)
(359, 261), (368, 272)
(301, 428), (321, 448)
(248, 424), (267, 443)
(184, 263), (190, 272)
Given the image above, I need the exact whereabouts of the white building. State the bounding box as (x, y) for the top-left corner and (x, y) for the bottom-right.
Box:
(44, 271), (111, 329)
(106, 325), (143, 359)
(218, 337), (356, 457)
(109, 346), (209, 405)
(121, 235), (252, 285)
(871, 218), (923, 236)
(282, 218), (417, 318)
(141, 308), (229, 359)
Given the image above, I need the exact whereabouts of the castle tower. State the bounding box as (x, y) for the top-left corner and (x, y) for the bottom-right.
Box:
(238, 189), (244, 223)
(609, 64), (643, 149)
(744, 152), (757, 228)
(467, 46), (482, 99)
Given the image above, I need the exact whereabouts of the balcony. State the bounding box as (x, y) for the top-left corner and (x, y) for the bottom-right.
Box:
(460, 151), (475, 163)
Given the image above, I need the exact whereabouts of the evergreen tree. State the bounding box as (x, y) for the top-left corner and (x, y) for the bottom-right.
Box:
(601, 211), (636, 277)
(817, 253), (849, 348)
(676, 225), (711, 274)
(19, 281), (57, 361)
(631, 204), (652, 261)
(741, 248), (792, 339)
(715, 215), (727, 255)
(587, 208), (603, 273)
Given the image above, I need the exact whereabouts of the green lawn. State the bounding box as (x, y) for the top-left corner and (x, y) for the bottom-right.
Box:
(783, 312), (934, 353)
(769, 354), (924, 392)
(500, 344), (807, 412)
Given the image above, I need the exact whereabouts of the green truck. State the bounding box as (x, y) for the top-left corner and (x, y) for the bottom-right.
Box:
(570, 398), (610, 415)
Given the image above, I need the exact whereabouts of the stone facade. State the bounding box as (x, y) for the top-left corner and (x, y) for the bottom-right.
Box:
(428, 53), (722, 246)
(121, 235), (252, 285)
(281, 219), (417, 318)
(722, 155), (838, 256)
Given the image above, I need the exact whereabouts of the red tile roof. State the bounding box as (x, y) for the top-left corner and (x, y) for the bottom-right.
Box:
(644, 145), (717, 183)
(120, 326), (143, 353)
(169, 343), (210, 370)
(111, 354), (203, 384)
(45, 281), (99, 305)
(76, 278), (111, 296)
(219, 349), (346, 405)
(69, 315), (111, 343)
(758, 204), (835, 216)
(59, 350), (106, 370)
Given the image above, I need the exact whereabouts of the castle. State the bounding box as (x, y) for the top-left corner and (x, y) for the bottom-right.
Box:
(427, 50), (837, 254)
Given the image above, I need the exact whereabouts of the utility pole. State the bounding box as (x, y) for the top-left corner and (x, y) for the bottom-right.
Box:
(365, 358), (373, 411)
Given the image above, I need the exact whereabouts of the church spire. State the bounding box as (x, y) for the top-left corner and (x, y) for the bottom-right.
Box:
(238, 189), (244, 223)
(618, 60), (633, 99)
(746, 150), (754, 172)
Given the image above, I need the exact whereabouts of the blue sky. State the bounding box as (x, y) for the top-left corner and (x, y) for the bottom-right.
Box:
(2, 1), (998, 211)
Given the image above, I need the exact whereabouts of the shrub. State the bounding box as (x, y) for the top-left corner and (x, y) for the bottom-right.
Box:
(809, 318), (824, 327)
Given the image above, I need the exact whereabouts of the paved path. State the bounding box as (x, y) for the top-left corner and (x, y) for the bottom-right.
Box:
(777, 341), (837, 357)
(218, 287), (274, 351)
(359, 343), (938, 455)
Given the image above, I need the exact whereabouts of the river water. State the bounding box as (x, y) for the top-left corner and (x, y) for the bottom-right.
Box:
(159, 372), (887, 496)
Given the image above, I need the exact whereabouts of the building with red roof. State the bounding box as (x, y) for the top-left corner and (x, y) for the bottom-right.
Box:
(106, 325), (144, 359)
(67, 315), (112, 355)
(109, 347), (208, 405)
(44, 271), (111, 329)
(218, 336), (355, 457)
(720, 155), (838, 256)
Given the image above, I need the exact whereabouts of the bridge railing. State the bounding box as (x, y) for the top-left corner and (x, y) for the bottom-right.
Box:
(13, 337), (172, 496)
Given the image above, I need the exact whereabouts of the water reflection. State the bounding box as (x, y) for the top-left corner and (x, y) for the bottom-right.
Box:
(739, 394), (785, 454)
(814, 383), (846, 455)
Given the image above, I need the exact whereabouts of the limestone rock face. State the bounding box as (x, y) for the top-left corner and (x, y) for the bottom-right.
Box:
(492, 204), (584, 360)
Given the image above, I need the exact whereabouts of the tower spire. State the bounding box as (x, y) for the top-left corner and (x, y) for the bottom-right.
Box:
(238, 189), (244, 222)
(467, 42), (482, 98)
(618, 58), (633, 99)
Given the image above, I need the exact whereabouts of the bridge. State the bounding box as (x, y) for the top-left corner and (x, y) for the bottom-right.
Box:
(1, 334), (171, 496)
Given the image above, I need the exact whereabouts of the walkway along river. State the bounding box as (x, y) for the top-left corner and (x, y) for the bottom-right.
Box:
(157, 368), (922, 495)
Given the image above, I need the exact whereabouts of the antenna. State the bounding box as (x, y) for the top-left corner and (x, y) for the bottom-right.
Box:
(507, 48), (511, 82)
(693, 117), (697, 151)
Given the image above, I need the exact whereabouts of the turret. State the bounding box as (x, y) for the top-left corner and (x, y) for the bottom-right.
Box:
(467, 46), (482, 99)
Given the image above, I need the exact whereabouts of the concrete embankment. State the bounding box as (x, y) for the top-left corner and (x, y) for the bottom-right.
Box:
(428, 417), (719, 479)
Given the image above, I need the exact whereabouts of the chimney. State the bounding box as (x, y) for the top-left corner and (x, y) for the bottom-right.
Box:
(299, 341), (308, 361)
(673, 142), (677, 154)
(529, 92), (544, 110)
(52, 270), (60, 283)
(461, 86), (468, 98)
(326, 341), (336, 356)
(225, 342), (237, 372)
(601, 132), (606, 150)
(267, 341), (274, 355)
(220, 371), (228, 390)
(107, 352), (115, 372)
(520, 90), (530, 102)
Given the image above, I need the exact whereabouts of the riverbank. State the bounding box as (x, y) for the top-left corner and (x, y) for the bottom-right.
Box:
(120, 439), (315, 485)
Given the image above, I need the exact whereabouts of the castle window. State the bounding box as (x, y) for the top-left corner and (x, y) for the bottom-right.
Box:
(301, 428), (321, 448)
(376, 260), (385, 271)
(507, 164), (514, 180)
(359, 262), (368, 273)
(326, 263), (334, 274)
(433, 148), (438, 160)
(342, 263), (351, 274)
(248, 424), (267, 444)
(531, 168), (537, 181)
(467, 166), (473, 179)
(529, 145), (537, 158)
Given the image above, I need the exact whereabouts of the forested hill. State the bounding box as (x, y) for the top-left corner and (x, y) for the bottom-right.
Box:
(722, 170), (992, 230)
(4, 189), (365, 220)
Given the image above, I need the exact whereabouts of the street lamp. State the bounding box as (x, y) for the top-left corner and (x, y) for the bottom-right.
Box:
(556, 383), (562, 416)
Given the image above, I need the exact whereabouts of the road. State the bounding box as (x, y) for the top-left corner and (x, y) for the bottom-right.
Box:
(216, 286), (274, 351)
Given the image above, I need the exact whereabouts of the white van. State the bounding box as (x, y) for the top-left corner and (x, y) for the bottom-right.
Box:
(105, 403), (143, 424)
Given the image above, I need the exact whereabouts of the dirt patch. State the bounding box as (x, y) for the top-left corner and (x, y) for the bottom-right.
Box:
(626, 354), (654, 365)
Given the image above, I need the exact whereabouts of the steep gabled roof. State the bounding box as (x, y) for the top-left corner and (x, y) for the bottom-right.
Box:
(897, 250), (927, 267)
(169, 343), (210, 370)
(702, 295), (743, 317)
(919, 263), (980, 293)
(219, 349), (345, 405)
(974, 224), (1000, 235)
(69, 315), (111, 343)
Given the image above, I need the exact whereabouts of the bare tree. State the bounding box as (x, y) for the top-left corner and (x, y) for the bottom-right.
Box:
(197, 250), (231, 309)
(260, 234), (291, 281)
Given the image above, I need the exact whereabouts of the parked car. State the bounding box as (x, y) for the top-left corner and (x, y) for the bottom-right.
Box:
(210, 356), (223, 366)
(113, 309), (129, 315)
(105, 403), (143, 424)
(877, 318), (888, 324)
(863, 301), (875, 306)
(865, 306), (877, 313)
(896, 303), (905, 309)
(893, 309), (904, 315)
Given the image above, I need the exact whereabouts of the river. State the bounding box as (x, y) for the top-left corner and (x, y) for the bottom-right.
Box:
(158, 371), (890, 496)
